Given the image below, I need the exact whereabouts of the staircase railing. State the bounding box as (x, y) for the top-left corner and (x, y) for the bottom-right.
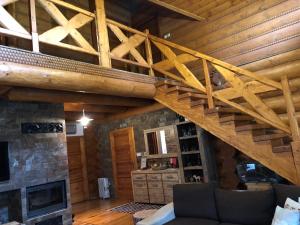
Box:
(0, 0), (299, 140)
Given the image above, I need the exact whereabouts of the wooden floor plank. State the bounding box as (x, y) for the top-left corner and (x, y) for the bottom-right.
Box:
(73, 199), (134, 225)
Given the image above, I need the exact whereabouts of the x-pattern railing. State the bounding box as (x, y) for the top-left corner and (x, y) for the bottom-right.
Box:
(0, 0), (299, 140)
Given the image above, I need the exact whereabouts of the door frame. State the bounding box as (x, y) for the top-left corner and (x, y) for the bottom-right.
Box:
(109, 127), (137, 198)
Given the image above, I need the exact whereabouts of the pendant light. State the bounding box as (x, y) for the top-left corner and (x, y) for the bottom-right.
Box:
(77, 109), (93, 128)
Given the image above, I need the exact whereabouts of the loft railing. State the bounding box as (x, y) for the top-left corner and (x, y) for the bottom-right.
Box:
(0, 0), (299, 142)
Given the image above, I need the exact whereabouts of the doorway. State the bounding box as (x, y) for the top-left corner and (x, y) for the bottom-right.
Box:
(110, 127), (137, 200)
(67, 136), (89, 204)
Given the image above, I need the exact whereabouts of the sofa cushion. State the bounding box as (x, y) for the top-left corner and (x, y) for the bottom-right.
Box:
(215, 189), (275, 225)
(173, 183), (218, 220)
(165, 218), (219, 225)
(273, 184), (300, 207)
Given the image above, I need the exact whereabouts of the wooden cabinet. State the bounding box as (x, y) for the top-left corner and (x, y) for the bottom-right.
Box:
(132, 169), (181, 204)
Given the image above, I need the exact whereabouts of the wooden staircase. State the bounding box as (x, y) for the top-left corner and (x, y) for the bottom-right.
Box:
(155, 80), (300, 184)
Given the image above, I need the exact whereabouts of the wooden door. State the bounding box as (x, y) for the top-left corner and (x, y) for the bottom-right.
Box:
(67, 136), (89, 204)
(110, 127), (137, 200)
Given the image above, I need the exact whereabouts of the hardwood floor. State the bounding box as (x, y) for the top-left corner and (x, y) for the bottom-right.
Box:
(73, 199), (134, 225)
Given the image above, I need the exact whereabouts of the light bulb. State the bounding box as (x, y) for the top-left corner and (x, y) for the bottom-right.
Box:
(77, 110), (93, 128)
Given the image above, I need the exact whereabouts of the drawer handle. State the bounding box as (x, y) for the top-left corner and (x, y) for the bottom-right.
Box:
(166, 176), (173, 179)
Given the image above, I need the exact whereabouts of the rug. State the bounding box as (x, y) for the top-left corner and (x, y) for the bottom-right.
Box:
(109, 202), (163, 214)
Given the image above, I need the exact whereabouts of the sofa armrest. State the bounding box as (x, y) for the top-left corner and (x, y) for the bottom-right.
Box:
(137, 203), (175, 225)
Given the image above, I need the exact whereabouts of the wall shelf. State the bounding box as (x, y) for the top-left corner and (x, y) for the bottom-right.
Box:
(181, 150), (201, 155)
(179, 135), (198, 140)
(184, 166), (203, 171)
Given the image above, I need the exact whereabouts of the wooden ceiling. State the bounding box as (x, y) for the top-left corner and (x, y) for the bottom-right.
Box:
(0, 86), (164, 123)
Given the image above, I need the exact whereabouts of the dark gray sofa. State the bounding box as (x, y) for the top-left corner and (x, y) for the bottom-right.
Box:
(166, 183), (300, 225)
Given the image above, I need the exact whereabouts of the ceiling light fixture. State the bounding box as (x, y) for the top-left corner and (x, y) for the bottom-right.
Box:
(77, 109), (93, 128)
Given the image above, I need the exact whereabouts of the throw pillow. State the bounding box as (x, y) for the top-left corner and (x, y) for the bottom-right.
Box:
(285, 198), (300, 211)
(272, 206), (299, 225)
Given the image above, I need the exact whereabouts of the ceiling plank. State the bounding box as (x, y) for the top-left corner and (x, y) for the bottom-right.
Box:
(64, 103), (128, 113)
(65, 112), (106, 121)
(147, 0), (206, 21)
(100, 102), (166, 122)
(6, 88), (154, 107)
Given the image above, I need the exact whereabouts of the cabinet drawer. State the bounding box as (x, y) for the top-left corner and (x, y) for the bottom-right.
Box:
(163, 181), (178, 190)
(134, 194), (149, 203)
(147, 174), (162, 181)
(163, 188), (173, 197)
(148, 181), (163, 189)
(162, 173), (179, 182)
(132, 174), (146, 181)
(132, 181), (147, 189)
(149, 189), (164, 204)
(134, 188), (148, 196)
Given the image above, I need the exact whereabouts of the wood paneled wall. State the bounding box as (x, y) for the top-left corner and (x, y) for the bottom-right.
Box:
(158, 0), (300, 77)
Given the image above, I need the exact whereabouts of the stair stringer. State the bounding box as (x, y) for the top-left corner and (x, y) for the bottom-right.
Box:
(155, 88), (299, 184)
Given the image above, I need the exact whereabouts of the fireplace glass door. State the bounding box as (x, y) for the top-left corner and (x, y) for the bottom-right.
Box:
(27, 181), (67, 218)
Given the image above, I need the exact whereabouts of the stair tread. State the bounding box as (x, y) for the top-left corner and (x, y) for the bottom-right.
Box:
(178, 92), (207, 100)
(253, 133), (289, 142)
(167, 86), (202, 94)
(205, 107), (241, 114)
(236, 124), (272, 132)
(191, 99), (207, 108)
(272, 145), (292, 153)
(155, 80), (185, 88)
(219, 115), (253, 123)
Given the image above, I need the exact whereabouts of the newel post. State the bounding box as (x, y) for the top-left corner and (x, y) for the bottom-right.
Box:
(95, 0), (111, 68)
(281, 75), (300, 184)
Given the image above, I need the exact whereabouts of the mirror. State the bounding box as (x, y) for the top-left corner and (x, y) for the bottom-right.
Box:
(144, 125), (177, 155)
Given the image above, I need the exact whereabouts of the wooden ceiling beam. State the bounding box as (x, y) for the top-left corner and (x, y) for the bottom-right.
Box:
(147, 0), (206, 21)
(0, 61), (156, 98)
(64, 103), (128, 113)
(100, 102), (166, 123)
(0, 86), (11, 96)
(5, 88), (154, 107)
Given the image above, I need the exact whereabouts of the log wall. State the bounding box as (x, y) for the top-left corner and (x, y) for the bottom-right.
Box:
(159, 0), (300, 78)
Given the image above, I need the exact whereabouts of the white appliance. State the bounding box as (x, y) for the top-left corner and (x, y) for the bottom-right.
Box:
(98, 178), (110, 199)
(66, 122), (84, 137)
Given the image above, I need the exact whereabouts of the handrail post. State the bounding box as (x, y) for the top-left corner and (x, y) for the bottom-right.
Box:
(281, 75), (300, 184)
(202, 59), (214, 109)
(29, 0), (39, 52)
(95, 0), (111, 68)
(282, 75), (300, 141)
(145, 29), (154, 76)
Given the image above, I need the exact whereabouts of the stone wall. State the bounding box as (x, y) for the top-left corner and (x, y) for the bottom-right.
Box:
(95, 108), (177, 195)
(0, 101), (72, 225)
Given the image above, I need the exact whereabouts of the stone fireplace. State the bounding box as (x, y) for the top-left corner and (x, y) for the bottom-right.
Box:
(27, 181), (67, 219)
(0, 101), (72, 225)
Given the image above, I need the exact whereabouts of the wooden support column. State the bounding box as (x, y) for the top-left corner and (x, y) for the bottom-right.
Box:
(145, 29), (154, 76)
(95, 0), (111, 68)
(281, 75), (300, 184)
(29, 0), (39, 52)
(202, 59), (214, 109)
